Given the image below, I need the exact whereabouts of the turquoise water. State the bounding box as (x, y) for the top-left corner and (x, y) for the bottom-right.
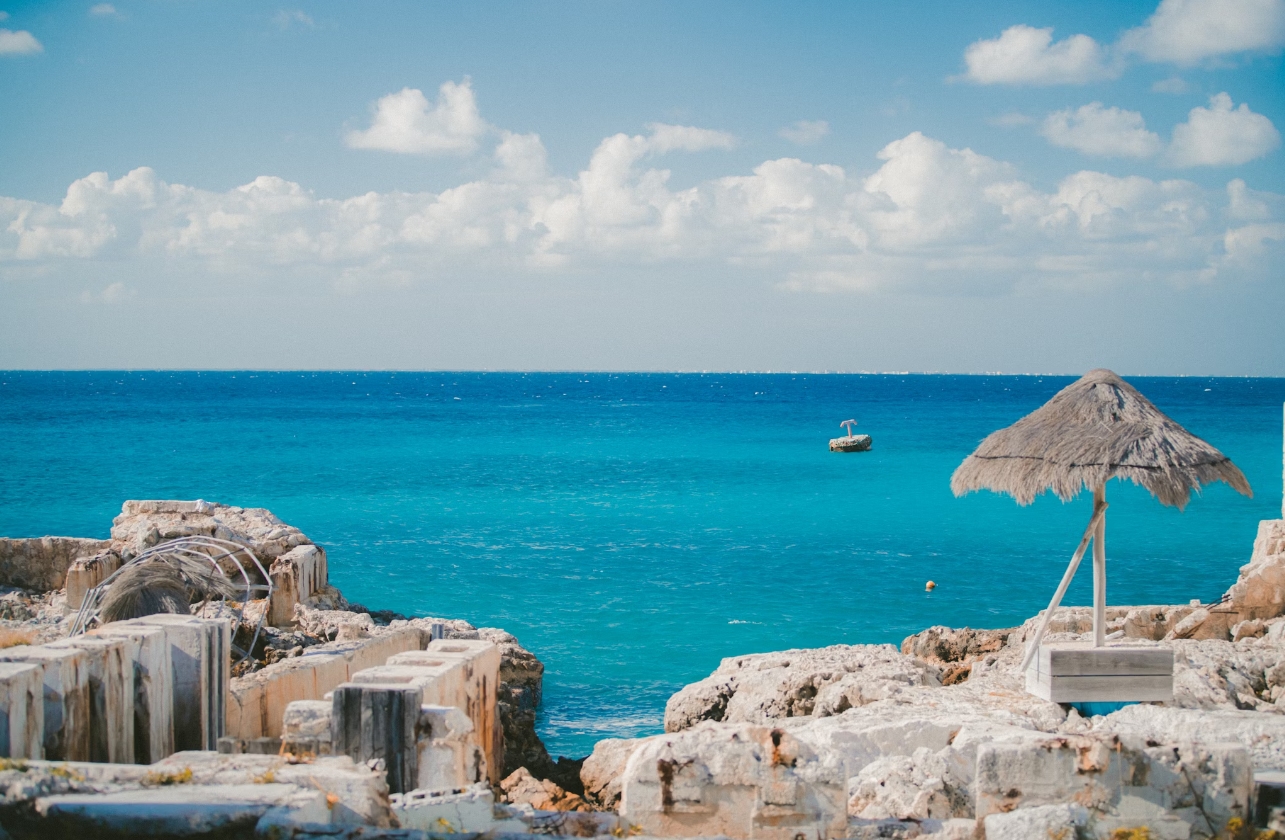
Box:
(1, 371), (1282, 757)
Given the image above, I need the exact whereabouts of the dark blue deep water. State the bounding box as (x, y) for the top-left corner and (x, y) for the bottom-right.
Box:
(2, 372), (1282, 757)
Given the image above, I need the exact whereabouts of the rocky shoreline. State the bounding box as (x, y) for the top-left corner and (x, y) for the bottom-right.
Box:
(0, 502), (1282, 837)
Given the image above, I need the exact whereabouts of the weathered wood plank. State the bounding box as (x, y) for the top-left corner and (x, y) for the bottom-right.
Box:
(1026, 669), (1173, 703)
(1038, 644), (1173, 677)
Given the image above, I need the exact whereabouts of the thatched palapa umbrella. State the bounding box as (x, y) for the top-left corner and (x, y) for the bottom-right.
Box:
(951, 369), (1252, 674)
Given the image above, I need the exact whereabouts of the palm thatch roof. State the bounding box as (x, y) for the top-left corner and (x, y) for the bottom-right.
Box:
(950, 369), (1251, 510)
(100, 551), (241, 623)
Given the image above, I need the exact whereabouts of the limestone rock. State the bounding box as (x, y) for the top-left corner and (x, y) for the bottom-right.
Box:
(975, 734), (1252, 837)
(1232, 618), (1266, 641)
(983, 803), (1088, 840)
(581, 737), (640, 811)
(619, 721), (848, 840)
(499, 766), (589, 812)
(847, 748), (959, 821)
(664, 644), (942, 732)
(293, 605), (375, 641)
(109, 499), (311, 564)
(1095, 705), (1285, 771)
(1226, 519), (1285, 620)
(1168, 635), (1285, 711)
(900, 625), (1013, 684)
(0, 537), (112, 592)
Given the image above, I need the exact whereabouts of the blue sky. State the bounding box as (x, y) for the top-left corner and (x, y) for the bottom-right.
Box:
(2, 0), (1283, 373)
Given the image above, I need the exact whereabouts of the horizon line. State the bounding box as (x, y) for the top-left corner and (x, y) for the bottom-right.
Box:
(2, 368), (1282, 379)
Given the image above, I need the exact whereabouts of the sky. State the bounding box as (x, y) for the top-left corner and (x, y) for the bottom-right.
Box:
(1, 0), (1283, 374)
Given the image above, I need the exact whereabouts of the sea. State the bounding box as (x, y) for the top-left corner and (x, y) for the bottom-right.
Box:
(2, 371), (1283, 758)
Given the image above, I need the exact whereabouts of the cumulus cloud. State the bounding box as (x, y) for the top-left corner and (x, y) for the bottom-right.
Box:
(1166, 92), (1281, 166)
(2, 130), (1280, 294)
(89, 4), (119, 17)
(779, 120), (830, 145)
(961, 25), (1116, 85)
(1120, 0), (1285, 64)
(494, 131), (549, 182)
(346, 80), (489, 155)
(1042, 103), (1163, 158)
(1226, 178), (1275, 219)
(0, 28), (42, 55)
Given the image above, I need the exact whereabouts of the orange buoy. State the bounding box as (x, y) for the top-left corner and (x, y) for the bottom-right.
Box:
(925, 580), (936, 591)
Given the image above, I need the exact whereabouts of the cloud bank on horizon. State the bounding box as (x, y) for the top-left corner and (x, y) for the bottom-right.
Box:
(0, 0), (1282, 372)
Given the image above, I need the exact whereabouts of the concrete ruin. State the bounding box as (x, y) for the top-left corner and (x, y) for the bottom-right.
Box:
(2, 501), (1285, 837)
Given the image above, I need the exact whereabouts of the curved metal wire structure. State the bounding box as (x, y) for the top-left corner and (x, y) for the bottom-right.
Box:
(68, 535), (273, 666)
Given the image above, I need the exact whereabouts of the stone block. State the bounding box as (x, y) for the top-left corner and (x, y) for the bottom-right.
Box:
(383, 652), (469, 706)
(35, 784), (310, 836)
(421, 638), (501, 784)
(46, 635), (133, 763)
(133, 613), (230, 751)
(975, 734), (1252, 837)
(331, 681), (421, 794)
(268, 544), (327, 627)
(620, 723), (847, 840)
(983, 803), (1088, 840)
(226, 626), (421, 740)
(390, 783), (496, 833)
(418, 704), (485, 789)
(0, 536), (111, 591)
(282, 699), (332, 756)
(91, 622), (175, 763)
(63, 550), (121, 615)
(0, 661), (43, 759)
(0, 644), (90, 761)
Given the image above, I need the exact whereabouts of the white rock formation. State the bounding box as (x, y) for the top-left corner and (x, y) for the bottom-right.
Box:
(109, 499), (312, 563)
(620, 722), (848, 840)
(663, 644), (942, 732)
(1227, 519), (1285, 620)
(581, 737), (640, 811)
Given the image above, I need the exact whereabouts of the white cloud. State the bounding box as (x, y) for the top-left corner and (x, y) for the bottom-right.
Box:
(1166, 92), (1281, 166)
(1041, 103), (1163, 158)
(1226, 178), (1274, 219)
(273, 9), (314, 29)
(0, 28), (42, 55)
(1120, 0), (1285, 64)
(1150, 76), (1189, 93)
(345, 80), (489, 155)
(494, 131), (549, 182)
(779, 120), (830, 145)
(961, 25), (1116, 85)
(2, 131), (1280, 295)
(644, 123), (736, 153)
(89, 4), (118, 17)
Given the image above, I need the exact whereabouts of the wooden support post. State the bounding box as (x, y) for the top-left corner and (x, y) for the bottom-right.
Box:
(1019, 500), (1108, 675)
(1092, 485), (1107, 648)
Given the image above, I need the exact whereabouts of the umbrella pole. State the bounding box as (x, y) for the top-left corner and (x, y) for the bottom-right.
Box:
(1018, 500), (1108, 674)
(1092, 485), (1107, 647)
